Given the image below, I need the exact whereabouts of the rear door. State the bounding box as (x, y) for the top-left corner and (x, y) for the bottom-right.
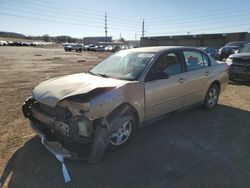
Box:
(181, 50), (213, 107)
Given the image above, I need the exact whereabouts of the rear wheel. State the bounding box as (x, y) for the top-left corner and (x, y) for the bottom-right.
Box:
(204, 84), (220, 110)
(107, 115), (136, 151)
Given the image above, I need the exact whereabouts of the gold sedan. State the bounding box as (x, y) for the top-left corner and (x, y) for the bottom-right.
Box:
(23, 46), (229, 162)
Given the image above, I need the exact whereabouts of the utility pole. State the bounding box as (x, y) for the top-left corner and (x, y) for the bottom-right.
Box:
(142, 19), (145, 37)
(105, 12), (108, 45)
(120, 33), (122, 40)
(135, 33), (137, 41)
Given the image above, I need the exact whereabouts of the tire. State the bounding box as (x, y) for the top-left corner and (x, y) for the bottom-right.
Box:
(107, 114), (136, 151)
(204, 84), (220, 110)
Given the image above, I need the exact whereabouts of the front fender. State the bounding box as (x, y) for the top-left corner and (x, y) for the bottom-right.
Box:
(85, 82), (145, 123)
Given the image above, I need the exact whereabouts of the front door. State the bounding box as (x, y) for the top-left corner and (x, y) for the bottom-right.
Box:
(144, 51), (186, 120)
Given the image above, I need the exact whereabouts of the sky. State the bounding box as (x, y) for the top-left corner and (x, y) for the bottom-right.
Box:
(0, 0), (250, 40)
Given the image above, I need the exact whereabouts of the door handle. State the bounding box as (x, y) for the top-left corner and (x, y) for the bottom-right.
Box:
(178, 78), (185, 83)
(205, 71), (209, 76)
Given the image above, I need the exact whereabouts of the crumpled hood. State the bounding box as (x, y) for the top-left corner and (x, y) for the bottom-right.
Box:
(229, 53), (250, 59)
(32, 73), (130, 107)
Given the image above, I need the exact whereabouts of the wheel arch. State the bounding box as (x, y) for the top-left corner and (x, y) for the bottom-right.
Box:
(210, 80), (221, 92)
(106, 102), (140, 128)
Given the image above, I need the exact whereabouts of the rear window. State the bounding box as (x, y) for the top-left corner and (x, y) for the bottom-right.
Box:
(183, 51), (209, 71)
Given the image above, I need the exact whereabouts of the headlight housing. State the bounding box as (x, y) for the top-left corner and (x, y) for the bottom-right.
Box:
(226, 58), (233, 65)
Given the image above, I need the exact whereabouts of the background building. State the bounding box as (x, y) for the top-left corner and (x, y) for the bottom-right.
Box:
(140, 32), (250, 49)
(83, 36), (112, 44)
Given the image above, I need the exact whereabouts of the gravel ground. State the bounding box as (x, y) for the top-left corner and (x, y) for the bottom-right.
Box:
(0, 46), (249, 188)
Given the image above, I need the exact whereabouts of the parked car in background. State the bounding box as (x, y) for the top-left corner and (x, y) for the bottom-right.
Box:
(83, 44), (95, 51)
(112, 45), (121, 52)
(22, 46), (228, 162)
(64, 44), (83, 52)
(95, 45), (106, 52)
(104, 45), (113, 51)
(227, 43), (250, 82)
(218, 41), (247, 61)
(199, 47), (219, 59)
(0, 41), (8, 46)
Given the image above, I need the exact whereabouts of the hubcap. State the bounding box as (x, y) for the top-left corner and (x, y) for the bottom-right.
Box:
(110, 120), (132, 146)
(207, 88), (218, 107)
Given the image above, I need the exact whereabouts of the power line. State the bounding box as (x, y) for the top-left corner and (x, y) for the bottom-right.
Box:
(0, 12), (104, 28)
(17, 0), (104, 17)
(147, 11), (250, 27)
(1, 0), (249, 39)
(147, 15), (250, 30)
(10, 0), (142, 24)
(147, 22), (250, 36)
(0, 6), (104, 24)
(0, 4), (142, 29)
(0, 6), (142, 31)
(38, 0), (143, 21)
(145, 5), (250, 22)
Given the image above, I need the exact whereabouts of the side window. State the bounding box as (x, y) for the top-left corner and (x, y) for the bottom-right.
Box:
(151, 52), (182, 76)
(183, 51), (209, 71)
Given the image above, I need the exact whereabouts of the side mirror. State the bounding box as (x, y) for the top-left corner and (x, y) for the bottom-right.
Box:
(148, 72), (169, 81)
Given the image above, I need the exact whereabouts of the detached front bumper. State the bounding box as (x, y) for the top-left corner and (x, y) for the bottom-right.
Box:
(30, 121), (72, 158)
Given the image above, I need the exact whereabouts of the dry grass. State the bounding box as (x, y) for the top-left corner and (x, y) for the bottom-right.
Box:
(0, 46), (110, 174)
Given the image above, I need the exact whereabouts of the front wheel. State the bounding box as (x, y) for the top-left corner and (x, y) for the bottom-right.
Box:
(204, 84), (220, 110)
(107, 115), (136, 151)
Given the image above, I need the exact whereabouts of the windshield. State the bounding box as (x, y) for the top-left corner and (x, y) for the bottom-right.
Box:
(89, 51), (155, 80)
(225, 41), (246, 47)
(240, 44), (250, 53)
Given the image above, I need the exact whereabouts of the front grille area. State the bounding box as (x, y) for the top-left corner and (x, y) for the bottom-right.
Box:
(231, 66), (247, 72)
(233, 58), (250, 64)
(38, 102), (72, 119)
(30, 102), (75, 139)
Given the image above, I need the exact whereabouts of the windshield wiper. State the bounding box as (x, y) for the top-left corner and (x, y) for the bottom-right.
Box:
(97, 73), (110, 78)
(88, 71), (110, 78)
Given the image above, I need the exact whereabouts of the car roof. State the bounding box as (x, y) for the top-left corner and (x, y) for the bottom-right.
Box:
(124, 46), (201, 53)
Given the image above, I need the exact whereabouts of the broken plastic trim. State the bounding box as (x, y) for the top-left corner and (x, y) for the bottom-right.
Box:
(87, 105), (130, 163)
(30, 122), (72, 183)
(24, 97), (132, 182)
(55, 154), (71, 183)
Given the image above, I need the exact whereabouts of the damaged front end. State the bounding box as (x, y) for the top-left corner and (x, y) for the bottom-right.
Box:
(22, 73), (144, 163)
(22, 96), (107, 162)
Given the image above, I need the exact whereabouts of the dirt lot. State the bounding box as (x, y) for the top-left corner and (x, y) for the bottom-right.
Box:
(0, 46), (250, 188)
